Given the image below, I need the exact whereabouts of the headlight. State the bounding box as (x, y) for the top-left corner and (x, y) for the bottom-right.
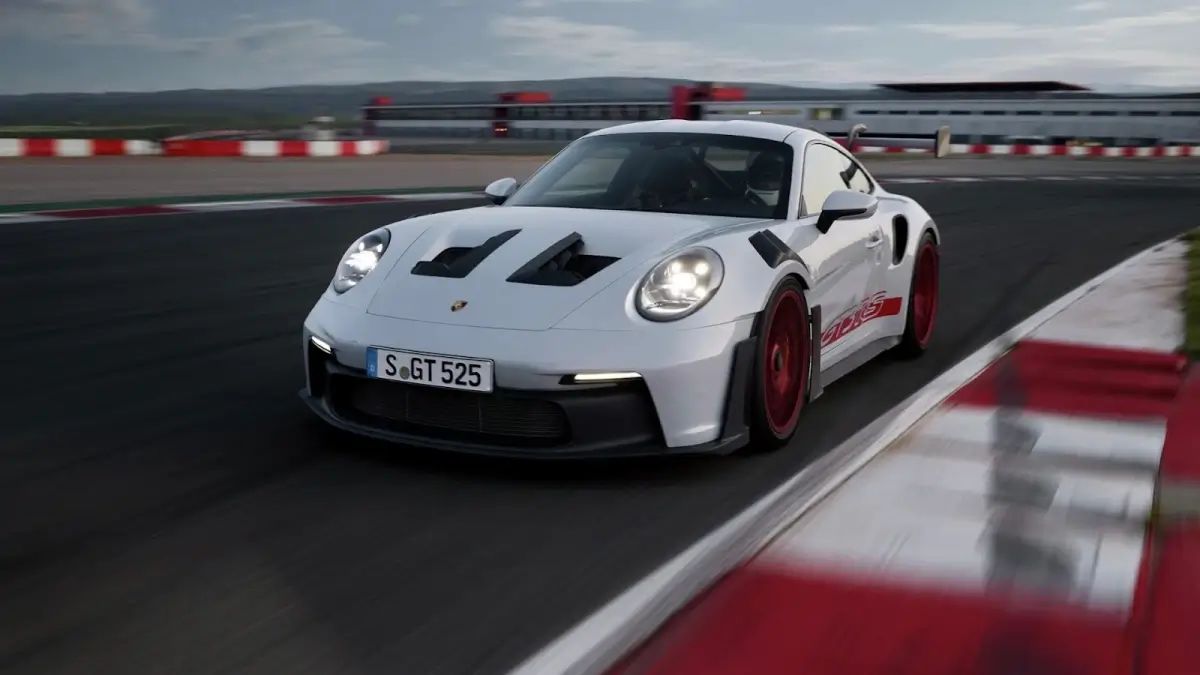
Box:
(332, 228), (391, 293)
(636, 247), (724, 321)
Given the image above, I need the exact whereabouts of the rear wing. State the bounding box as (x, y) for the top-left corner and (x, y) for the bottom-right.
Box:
(826, 124), (952, 158)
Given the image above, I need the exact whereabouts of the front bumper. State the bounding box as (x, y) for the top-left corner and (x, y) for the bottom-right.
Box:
(301, 298), (756, 457)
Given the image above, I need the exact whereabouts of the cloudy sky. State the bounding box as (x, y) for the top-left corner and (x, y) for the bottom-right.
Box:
(1, 0), (1199, 94)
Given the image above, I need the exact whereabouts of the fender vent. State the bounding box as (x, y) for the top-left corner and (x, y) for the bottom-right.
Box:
(412, 229), (520, 278)
(507, 232), (618, 287)
(892, 216), (908, 265)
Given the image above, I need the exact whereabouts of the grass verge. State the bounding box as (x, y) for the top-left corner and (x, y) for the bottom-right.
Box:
(1185, 229), (1200, 360)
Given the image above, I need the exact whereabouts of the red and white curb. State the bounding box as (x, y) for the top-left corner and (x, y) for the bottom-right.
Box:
(514, 239), (1197, 675)
(0, 192), (482, 225)
(0, 138), (158, 157)
(0, 138), (389, 157)
(161, 139), (389, 157)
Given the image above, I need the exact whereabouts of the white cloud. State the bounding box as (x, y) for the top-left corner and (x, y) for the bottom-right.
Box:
(904, 22), (1029, 40)
(155, 20), (389, 89)
(490, 15), (839, 82)
(491, 15), (693, 70)
(0, 0), (165, 47)
(1071, 1), (1109, 11)
(0, 0), (384, 68)
(0, 0), (386, 78)
(1077, 7), (1200, 34)
(906, 7), (1200, 41)
(518, 0), (644, 7)
(203, 20), (383, 59)
(396, 13), (422, 26)
(821, 25), (876, 34)
(901, 7), (1200, 86)
(945, 48), (1199, 86)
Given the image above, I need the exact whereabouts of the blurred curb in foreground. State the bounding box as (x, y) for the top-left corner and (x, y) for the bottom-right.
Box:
(521, 238), (1200, 675)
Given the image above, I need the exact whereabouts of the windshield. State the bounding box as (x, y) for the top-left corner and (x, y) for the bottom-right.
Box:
(506, 132), (793, 219)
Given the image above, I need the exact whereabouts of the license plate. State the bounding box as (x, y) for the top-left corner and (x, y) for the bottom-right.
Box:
(366, 347), (494, 393)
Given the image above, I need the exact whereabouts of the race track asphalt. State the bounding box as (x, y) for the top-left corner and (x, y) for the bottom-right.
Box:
(2, 181), (1198, 674)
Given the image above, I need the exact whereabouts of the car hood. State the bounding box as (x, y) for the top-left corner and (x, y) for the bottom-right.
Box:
(366, 205), (753, 330)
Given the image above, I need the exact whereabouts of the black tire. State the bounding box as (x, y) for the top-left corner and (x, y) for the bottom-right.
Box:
(748, 277), (812, 451)
(895, 231), (939, 358)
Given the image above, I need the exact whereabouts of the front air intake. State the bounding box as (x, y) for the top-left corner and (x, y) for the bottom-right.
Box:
(412, 229), (520, 278)
(507, 232), (618, 287)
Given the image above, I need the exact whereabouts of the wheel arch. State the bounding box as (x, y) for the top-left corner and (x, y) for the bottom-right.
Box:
(749, 267), (812, 336)
(922, 220), (940, 245)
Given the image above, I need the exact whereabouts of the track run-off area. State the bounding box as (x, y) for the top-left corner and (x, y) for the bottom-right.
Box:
(1, 169), (1199, 673)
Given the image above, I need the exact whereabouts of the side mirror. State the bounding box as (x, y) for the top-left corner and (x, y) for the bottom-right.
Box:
(815, 190), (878, 234)
(484, 177), (518, 205)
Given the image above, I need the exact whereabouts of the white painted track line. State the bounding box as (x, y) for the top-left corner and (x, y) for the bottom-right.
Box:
(383, 191), (482, 201)
(0, 213), (64, 224)
(173, 199), (309, 211)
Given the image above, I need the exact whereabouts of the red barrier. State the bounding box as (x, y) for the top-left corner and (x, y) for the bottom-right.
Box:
(279, 140), (308, 157)
(163, 140), (241, 157)
(24, 138), (55, 157)
(91, 139), (127, 156)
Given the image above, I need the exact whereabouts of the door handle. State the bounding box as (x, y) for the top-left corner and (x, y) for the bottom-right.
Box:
(865, 232), (884, 249)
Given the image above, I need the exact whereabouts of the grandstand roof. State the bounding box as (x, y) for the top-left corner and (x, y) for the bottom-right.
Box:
(878, 81), (1091, 94)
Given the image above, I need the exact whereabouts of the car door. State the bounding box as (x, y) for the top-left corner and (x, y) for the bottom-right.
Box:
(795, 142), (885, 360)
(839, 151), (896, 344)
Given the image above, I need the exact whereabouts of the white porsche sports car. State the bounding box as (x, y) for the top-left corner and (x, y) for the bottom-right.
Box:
(301, 120), (941, 457)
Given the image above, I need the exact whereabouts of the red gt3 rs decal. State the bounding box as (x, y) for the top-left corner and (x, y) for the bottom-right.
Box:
(820, 292), (903, 349)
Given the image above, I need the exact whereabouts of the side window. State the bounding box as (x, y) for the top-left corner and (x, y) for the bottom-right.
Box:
(846, 159), (873, 193)
(801, 144), (850, 214)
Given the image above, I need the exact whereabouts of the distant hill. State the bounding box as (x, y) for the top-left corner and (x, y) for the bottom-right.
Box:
(0, 77), (859, 137)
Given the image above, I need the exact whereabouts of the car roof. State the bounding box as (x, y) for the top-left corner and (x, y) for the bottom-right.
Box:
(586, 119), (829, 145)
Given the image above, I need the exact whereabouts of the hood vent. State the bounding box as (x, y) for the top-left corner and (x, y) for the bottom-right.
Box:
(507, 232), (619, 287)
(412, 229), (520, 278)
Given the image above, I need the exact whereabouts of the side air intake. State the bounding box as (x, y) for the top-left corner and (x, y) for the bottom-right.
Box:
(507, 232), (618, 287)
(412, 229), (520, 278)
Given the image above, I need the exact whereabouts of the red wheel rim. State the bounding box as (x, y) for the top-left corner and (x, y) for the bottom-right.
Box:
(911, 242), (939, 347)
(762, 288), (809, 436)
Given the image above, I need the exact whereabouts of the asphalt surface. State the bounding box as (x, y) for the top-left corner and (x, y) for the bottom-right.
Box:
(4, 154), (1200, 206)
(2, 181), (1198, 674)
(0, 155), (550, 206)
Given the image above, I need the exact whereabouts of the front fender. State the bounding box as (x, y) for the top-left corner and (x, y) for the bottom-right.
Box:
(554, 224), (813, 331)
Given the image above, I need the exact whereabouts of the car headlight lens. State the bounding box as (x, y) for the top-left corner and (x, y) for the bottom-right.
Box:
(636, 247), (724, 321)
(332, 228), (391, 293)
